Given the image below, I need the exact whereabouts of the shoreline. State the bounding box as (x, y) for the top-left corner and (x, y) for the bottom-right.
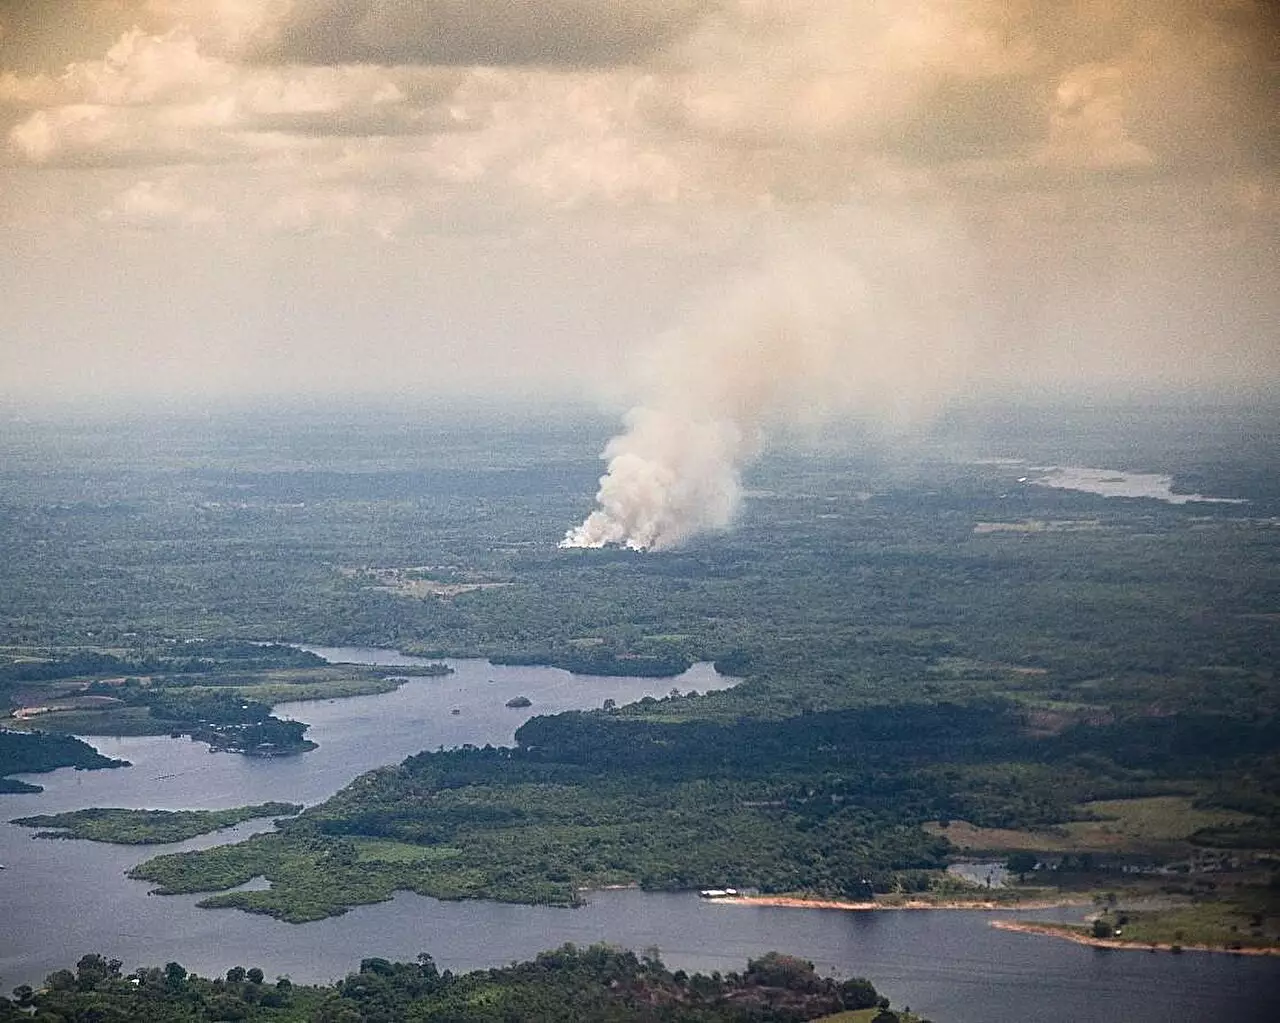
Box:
(989, 919), (1280, 957)
(714, 894), (1084, 912)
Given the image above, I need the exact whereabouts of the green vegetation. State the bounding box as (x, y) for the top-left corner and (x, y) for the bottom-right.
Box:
(4, 665), (436, 740)
(0, 730), (127, 793)
(928, 795), (1262, 856)
(1023, 885), (1280, 955)
(129, 703), (1280, 923)
(1081, 889), (1280, 951)
(11, 803), (304, 844)
(0, 946), (913, 1023)
(492, 648), (693, 677)
(2, 404), (1278, 934)
(818, 1012), (928, 1023)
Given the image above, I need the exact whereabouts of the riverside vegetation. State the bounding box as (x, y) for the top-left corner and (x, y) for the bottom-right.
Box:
(1, 641), (453, 767)
(0, 729), (127, 793)
(2, 402), (1278, 947)
(0, 946), (926, 1023)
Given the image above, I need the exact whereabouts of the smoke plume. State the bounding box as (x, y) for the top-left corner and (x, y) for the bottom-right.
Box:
(562, 243), (969, 550)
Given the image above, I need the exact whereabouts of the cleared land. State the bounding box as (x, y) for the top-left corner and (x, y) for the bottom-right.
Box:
(924, 796), (1259, 855)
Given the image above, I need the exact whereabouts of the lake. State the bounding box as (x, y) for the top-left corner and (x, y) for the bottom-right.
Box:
(2, 650), (1276, 1022)
(1028, 466), (1246, 504)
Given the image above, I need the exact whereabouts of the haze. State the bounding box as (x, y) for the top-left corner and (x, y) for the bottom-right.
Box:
(1, 0), (1276, 408)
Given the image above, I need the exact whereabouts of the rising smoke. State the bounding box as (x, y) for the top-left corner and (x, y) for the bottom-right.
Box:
(561, 240), (973, 550)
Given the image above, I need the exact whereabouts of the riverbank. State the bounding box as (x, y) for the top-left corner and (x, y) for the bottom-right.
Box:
(717, 894), (1086, 912)
(989, 919), (1280, 957)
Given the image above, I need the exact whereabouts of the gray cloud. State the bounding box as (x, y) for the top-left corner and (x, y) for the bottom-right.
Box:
(888, 75), (1043, 164)
(255, 0), (715, 68)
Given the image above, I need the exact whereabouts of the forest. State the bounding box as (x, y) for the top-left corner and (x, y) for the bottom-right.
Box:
(0, 946), (923, 1023)
(2, 402), (1277, 939)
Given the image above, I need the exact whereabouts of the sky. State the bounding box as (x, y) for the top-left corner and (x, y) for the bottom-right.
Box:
(0, 0), (1277, 410)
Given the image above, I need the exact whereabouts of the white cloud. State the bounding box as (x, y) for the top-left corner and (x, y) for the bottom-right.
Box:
(97, 176), (221, 226)
(1038, 63), (1154, 171)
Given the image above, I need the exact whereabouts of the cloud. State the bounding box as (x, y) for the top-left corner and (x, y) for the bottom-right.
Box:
(254, 0), (713, 68)
(96, 175), (221, 227)
(264, 183), (408, 236)
(0, 0), (1275, 405)
(5, 26), (462, 169)
(1037, 62), (1154, 171)
(6, 0), (1276, 205)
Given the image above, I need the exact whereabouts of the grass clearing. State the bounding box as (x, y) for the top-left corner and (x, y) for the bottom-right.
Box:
(1108, 899), (1279, 950)
(352, 839), (463, 864)
(1063, 796), (1254, 848)
(928, 795), (1257, 854)
(6, 705), (162, 735)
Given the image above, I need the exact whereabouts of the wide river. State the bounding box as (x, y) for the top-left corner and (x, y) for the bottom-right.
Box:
(2, 649), (1276, 1022)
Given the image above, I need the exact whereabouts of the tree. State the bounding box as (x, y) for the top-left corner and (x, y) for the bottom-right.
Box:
(1006, 851), (1037, 882)
(206, 993), (249, 1021)
(1092, 917), (1113, 939)
(45, 970), (76, 992)
(75, 953), (121, 991)
(840, 977), (880, 1010)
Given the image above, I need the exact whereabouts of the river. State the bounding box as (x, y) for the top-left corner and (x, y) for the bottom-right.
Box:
(2, 650), (1276, 1022)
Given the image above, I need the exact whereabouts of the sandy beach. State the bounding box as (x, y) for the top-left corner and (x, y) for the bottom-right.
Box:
(715, 894), (1081, 912)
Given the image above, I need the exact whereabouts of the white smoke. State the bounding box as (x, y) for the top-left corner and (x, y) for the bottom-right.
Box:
(562, 238), (973, 551)
(561, 409), (750, 550)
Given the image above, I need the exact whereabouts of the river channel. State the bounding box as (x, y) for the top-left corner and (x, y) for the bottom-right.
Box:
(2, 649), (1276, 1022)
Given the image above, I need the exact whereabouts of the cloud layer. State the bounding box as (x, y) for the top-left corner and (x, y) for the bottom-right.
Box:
(0, 0), (1276, 403)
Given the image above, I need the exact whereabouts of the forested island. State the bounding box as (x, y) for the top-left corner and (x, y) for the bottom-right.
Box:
(12, 803), (304, 844)
(0, 946), (925, 1023)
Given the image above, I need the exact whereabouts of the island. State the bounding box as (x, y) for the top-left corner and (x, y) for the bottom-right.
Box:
(11, 803), (304, 844)
(0, 947), (925, 1023)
